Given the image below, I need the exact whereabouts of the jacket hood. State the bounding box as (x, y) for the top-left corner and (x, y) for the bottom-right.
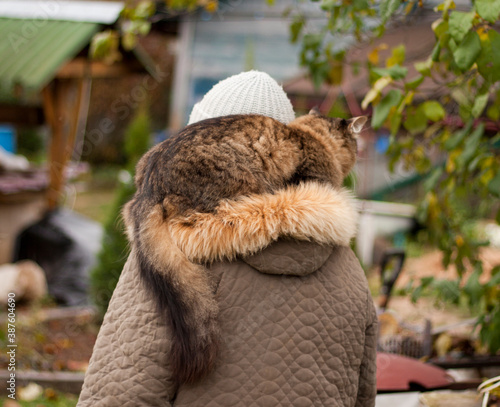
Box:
(242, 239), (333, 276)
(168, 181), (359, 267)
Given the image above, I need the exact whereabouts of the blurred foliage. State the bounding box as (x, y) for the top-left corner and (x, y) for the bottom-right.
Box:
(290, 0), (500, 353)
(90, 106), (151, 317)
(90, 1), (155, 63)
(17, 127), (45, 163)
(90, 0), (217, 62)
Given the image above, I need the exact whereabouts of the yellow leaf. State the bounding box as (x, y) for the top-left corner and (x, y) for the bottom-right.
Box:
(368, 43), (388, 65)
(368, 49), (380, 65)
(205, 0), (218, 12)
(435, 0), (455, 12)
(362, 76), (393, 109)
(480, 169), (494, 185)
(481, 156), (494, 170)
(446, 157), (455, 173)
(404, 1), (414, 14)
(477, 26), (489, 41)
(446, 150), (460, 173)
(386, 45), (405, 67)
(328, 62), (343, 85)
(431, 18), (443, 32)
(427, 191), (439, 220)
(455, 235), (464, 247)
(397, 90), (414, 113)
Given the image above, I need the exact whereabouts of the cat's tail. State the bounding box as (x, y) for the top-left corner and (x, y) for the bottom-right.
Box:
(122, 201), (219, 385)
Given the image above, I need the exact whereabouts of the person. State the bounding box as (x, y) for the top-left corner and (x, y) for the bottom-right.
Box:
(77, 71), (377, 407)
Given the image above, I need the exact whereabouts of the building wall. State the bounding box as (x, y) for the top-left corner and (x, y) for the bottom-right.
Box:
(172, 0), (306, 127)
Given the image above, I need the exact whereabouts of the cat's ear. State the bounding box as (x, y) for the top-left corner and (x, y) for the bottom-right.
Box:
(309, 106), (321, 116)
(347, 116), (368, 137)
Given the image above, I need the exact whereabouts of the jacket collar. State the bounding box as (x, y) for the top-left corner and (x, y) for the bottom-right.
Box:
(241, 239), (333, 276)
(168, 181), (359, 264)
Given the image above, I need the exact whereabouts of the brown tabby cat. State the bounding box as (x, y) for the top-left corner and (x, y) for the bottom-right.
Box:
(122, 109), (366, 386)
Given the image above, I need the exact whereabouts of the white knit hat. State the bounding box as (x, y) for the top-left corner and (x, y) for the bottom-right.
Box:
(188, 71), (295, 125)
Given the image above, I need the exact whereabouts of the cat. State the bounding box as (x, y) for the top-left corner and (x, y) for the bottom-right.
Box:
(122, 109), (367, 385)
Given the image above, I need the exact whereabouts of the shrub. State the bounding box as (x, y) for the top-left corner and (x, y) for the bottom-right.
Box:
(90, 106), (151, 317)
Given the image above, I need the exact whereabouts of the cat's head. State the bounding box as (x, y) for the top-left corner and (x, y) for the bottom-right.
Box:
(304, 108), (367, 180)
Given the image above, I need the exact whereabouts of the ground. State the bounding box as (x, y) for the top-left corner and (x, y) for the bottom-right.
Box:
(0, 306), (92, 406)
(369, 245), (500, 328)
(1, 391), (77, 407)
(397, 246), (500, 287)
(0, 305), (97, 373)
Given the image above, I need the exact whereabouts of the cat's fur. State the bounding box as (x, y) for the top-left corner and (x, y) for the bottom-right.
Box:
(122, 110), (366, 386)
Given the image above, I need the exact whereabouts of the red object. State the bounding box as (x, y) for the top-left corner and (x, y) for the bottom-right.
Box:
(377, 352), (453, 391)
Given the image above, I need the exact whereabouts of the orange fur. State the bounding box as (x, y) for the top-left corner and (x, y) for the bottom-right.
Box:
(168, 182), (358, 264)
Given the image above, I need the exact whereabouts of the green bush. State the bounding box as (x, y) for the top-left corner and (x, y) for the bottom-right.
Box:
(90, 107), (151, 317)
(17, 127), (45, 162)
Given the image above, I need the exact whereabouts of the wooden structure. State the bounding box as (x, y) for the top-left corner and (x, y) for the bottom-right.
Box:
(0, 2), (156, 209)
(40, 52), (156, 209)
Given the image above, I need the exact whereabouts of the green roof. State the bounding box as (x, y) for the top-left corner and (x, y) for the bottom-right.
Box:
(0, 18), (99, 103)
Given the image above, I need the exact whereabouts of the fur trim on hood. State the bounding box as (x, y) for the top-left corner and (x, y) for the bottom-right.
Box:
(169, 181), (359, 264)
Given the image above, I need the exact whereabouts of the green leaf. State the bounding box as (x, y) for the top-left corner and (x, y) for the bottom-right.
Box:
(411, 276), (434, 302)
(480, 308), (500, 353)
(424, 167), (443, 191)
(449, 11), (474, 43)
(415, 58), (433, 76)
(488, 170), (500, 197)
(404, 105), (427, 135)
(390, 111), (402, 135)
(475, 0), (500, 23)
(463, 266), (484, 308)
(422, 101), (446, 122)
(411, 285), (423, 303)
(431, 43), (441, 62)
(487, 104), (500, 121)
(303, 33), (322, 48)
(451, 87), (471, 108)
(477, 29), (500, 83)
(405, 75), (424, 90)
(458, 123), (484, 167)
(122, 31), (137, 50)
(489, 266), (500, 284)
(453, 30), (481, 71)
(432, 18), (448, 40)
(90, 30), (121, 64)
(472, 90), (489, 118)
(386, 44), (406, 66)
(372, 90), (402, 129)
(379, 0), (401, 23)
(320, 0), (337, 11)
(290, 15), (305, 43)
(129, 20), (151, 36)
(443, 121), (472, 150)
(432, 279), (461, 304)
(134, 1), (156, 18)
(372, 64), (408, 80)
(353, 0), (370, 8)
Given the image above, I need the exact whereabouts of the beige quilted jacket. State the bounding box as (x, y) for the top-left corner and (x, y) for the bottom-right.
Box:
(78, 184), (377, 407)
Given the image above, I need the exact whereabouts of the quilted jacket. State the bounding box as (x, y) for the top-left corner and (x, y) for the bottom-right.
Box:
(78, 183), (377, 407)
